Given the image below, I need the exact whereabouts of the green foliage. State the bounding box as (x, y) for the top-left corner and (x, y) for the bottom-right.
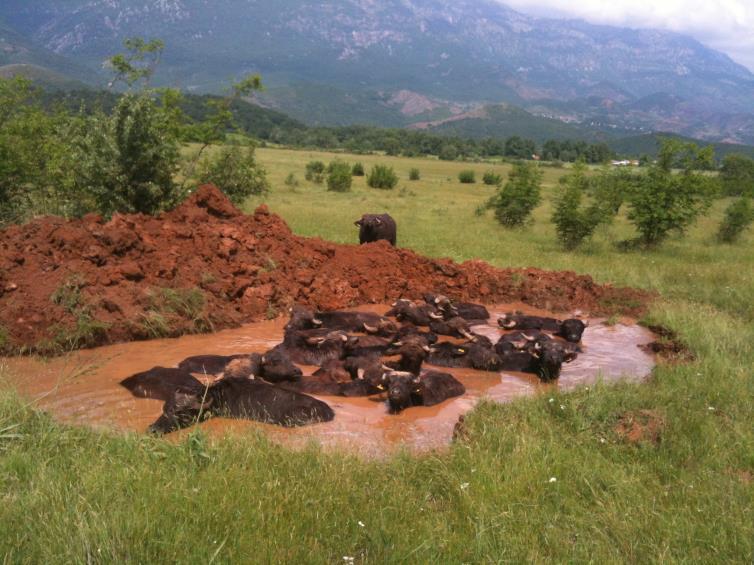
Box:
(409, 167), (421, 181)
(68, 93), (184, 216)
(490, 162), (543, 227)
(305, 160), (325, 183)
(458, 170), (476, 184)
(504, 135), (536, 159)
(47, 275), (110, 352)
(106, 37), (165, 89)
(351, 162), (365, 176)
(482, 170), (503, 185)
(139, 287), (212, 337)
(284, 172), (299, 188)
(198, 144), (269, 205)
(625, 139), (718, 247)
(551, 162), (610, 249)
(366, 164), (398, 190)
(439, 144), (459, 161)
(717, 198), (754, 243)
(325, 160), (352, 192)
(719, 154), (754, 197)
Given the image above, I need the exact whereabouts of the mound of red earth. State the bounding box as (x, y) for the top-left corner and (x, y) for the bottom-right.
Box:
(0, 184), (650, 355)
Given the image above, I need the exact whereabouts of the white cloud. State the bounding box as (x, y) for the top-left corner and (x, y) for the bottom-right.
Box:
(499, 0), (754, 71)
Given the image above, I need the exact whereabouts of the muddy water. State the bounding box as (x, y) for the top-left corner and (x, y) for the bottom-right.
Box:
(1, 304), (656, 457)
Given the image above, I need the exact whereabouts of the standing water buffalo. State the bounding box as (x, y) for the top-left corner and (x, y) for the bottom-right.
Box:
(355, 213), (397, 246)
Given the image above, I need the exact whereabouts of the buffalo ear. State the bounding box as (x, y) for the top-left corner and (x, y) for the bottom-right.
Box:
(354, 219), (363, 227)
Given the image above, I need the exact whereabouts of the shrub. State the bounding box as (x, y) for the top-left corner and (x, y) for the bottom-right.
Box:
(326, 160), (353, 192)
(458, 170), (476, 184)
(490, 162), (542, 227)
(305, 160), (325, 183)
(720, 154), (754, 197)
(409, 168), (421, 181)
(439, 144), (458, 161)
(351, 162), (365, 176)
(717, 198), (754, 243)
(626, 139), (718, 247)
(367, 164), (398, 190)
(198, 144), (269, 205)
(551, 162), (608, 249)
(482, 171), (503, 185)
(71, 93), (185, 216)
(284, 172), (299, 188)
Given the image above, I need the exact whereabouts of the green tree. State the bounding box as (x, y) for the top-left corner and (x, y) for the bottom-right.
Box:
(626, 139), (718, 247)
(198, 144), (269, 205)
(719, 154), (754, 197)
(551, 162), (610, 249)
(305, 161), (326, 184)
(717, 198), (754, 243)
(367, 165), (398, 190)
(490, 162), (543, 227)
(326, 160), (353, 192)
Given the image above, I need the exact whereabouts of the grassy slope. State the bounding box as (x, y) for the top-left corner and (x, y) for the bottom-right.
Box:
(1, 148), (752, 562)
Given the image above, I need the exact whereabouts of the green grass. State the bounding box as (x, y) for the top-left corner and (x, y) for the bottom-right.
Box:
(1, 147), (753, 561)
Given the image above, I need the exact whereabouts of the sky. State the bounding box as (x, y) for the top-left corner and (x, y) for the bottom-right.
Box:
(500, 0), (754, 72)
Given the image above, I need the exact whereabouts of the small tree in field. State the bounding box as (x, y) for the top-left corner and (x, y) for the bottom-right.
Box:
(490, 162), (543, 227)
(717, 198), (754, 243)
(367, 164), (398, 189)
(326, 160), (352, 192)
(198, 144), (268, 205)
(458, 170), (476, 184)
(409, 168), (421, 181)
(351, 162), (365, 176)
(305, 160), (325, 183)
(551, 162), (609, 250)
(626, 139), (718, 247)
(483, 170), (503, 186)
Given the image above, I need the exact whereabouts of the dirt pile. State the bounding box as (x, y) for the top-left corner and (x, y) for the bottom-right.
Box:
(0, 185), (651, 354)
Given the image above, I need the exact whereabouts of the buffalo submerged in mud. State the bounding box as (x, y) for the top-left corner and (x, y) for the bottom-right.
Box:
(121, 293), (591, 435)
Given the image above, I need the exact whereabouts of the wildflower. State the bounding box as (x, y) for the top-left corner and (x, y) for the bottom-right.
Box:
(548, 477), (557, 483)
(548, 398), (555, 403)
(460, 482), (470, 490)
(708, 406), (715, 411)
(357, 521), (365, 528)
(343, 557), (355, 564)
(560, 404), (565, 410)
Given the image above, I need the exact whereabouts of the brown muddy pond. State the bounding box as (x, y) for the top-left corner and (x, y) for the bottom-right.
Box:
(1, 304), (656, 457)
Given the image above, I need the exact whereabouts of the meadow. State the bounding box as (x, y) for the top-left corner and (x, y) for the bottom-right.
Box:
(1, 147), (752, 562)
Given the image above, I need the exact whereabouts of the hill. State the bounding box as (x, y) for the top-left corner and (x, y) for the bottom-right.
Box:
(1, 0), (753, 141)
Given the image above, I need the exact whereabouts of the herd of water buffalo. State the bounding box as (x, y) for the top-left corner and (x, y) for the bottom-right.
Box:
(120, 294), (588, 435)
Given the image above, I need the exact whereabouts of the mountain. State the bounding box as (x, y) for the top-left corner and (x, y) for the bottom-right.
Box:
(0, 19), (99, 87)
(1, 0), (753, 142)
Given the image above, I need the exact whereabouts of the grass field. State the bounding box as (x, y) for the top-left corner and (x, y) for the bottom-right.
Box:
(1, 147), (752, 562)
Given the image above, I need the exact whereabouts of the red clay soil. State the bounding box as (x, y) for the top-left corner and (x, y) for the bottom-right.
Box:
(0, 185), (651, 355)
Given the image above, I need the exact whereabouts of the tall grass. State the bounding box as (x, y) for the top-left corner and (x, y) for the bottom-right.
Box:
(1, 147), (752, 561)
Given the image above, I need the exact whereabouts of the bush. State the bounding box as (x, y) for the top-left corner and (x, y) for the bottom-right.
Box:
(439, 144), (458, 161)
(367, 164), (398, 190)
(305, 160), (325, 184)
(198, 144), (269, 205)
(626, 139), (717, 247)
(68, 93), (184, 216)
(551, 162), (608, 249)
(490, 162), (542, 227)
(458, 170), (476, 184)
(717, 198), (754, 243)
(409, 168), (421, 181)
(326, 160), (353, 192)
(284, 172), (299, 188)
(351, 162), (365, 176)
(482, 170), (503, 185)
(720, 154), (754, 197)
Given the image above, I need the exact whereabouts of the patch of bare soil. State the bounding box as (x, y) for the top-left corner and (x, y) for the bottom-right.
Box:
(614, 409), (665, 445)
(0, 184), (652, 355)
(641, 325), (695, 362)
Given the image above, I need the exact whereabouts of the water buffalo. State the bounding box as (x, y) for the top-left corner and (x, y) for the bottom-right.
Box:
(355, 213), (397, 246)
(148, 379), (335, 435)
(277, 328), (351, 365)
(279, 377), (382, 397)
(285, 306), (397, 336)
(428, 316), (477, 340)
(497, 313), (588, 343)
(385, 299), (442, 327)
(120, 367), (205, 401)
(386, 371), (465, 413)
(427, 339), (501, 371)
(384, 342), (430, 376)
(177, 354), (247, 375)
(423, 294), (490, 321)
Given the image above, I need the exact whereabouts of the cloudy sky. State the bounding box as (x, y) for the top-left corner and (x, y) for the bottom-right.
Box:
(500, 0), (754, 71)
